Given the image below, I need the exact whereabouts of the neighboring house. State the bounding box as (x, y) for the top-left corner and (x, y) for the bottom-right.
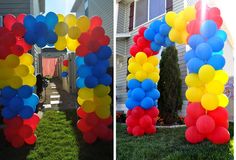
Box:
(0, 0), (45, 75)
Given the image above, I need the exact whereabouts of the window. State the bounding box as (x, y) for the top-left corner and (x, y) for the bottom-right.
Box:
(134, 0), (167, 27)
(84, 0), (88, 16)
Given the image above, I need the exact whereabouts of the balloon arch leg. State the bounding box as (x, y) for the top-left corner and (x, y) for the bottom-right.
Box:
(0, 13), (112, 148)
(126, 1), (230, 144)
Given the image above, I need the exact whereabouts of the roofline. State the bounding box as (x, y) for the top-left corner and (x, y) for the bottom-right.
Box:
(71, 0), (83, 12)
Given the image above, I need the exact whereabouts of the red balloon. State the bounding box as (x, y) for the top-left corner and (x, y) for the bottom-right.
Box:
(99, 35), (110, 46)
(85, 113), (99, 127)
(3, 14), (16, 30)
(143, 48), (153, 57)
(4, 116), (23, 129)
(209, 7), (221, 16)
(130, 45), (139, 57)
(91, 27), (105, 40)
(0, 45), (10, 59)
(3, 127), (17, 141)
(11, 22), (26, 37)
(127, 110), (132, 117)
(145, 125), (156, 134)
(11, 135), (25, 148)
(127, 127), (133, 134)
(133, 35), (140, 43)
(83, 132), (97, 144)
(19, 125), (33, 139)
(88, 40), (100, 52)
(126, 115), (138, 128)
(16, 13), (26, 24)
(139, 115), (152, 129)
(185, 126), (204, 144)
(78, 32), (90, 46)
(93, 123), (108, 139)
(2, 32), (16, 47)
(103, 129), (113, 141)
(17, 38), (32, 52)
(152, 117), (157, 125)
(63, 59), (69, 66)
(208, 107), (228, 127)
(146, 107), (159, 118)
(212, 16), (223, 28)
(132, 126), (144, 136)
(90, 16), (102, 30)
(77, 119), (92, 132)
(131, 106), (144, 118)
(137, 37), (149, 48)
(0, 27), (9, 36)
(23, 113), (40, 126)
(77, 107), (87, 118)
(207, 127), (230, 144)
(10, 45), (24, 56)
(100, 116), (112, 125)
(24, 134), (37, 145)
(184, 115), (196, 127)
(187, 20), (200, 35)
(138, 27), (147, 36)
(76, 45), (89, 56)
(186, 102), (205, 119)
(196, 115), (215, 134)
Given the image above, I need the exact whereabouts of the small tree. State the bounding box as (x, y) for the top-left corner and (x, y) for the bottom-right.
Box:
(158, 46), (182, 124)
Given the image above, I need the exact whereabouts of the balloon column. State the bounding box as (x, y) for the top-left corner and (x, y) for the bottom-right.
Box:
(75, 16), (113, 143)
(61, 59), (69, 77)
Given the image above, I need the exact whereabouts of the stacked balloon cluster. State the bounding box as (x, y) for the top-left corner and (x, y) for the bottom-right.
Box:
(61, 59), (69, 77)
(183, 2), (230, 144)
(144, 19), (174, 51)
(75, 16), (113, 143)
(3, 114), (40, 148)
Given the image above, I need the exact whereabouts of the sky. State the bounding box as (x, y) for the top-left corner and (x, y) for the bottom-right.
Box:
(45, 0), (76, 15)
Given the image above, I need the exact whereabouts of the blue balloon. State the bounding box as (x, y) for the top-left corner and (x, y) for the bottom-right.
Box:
(188, 34), (205, 49)
(200, 20), (217, 38)
(141, 97), (154, 109)
(128, 79), (141, 89)
(97, 60), (109, 68)
(184, 49), (196, 63)
(154, 33), (165, 45)
(165, 37), (175, 47)
(77, 65), (92, 77)
(92, 63), (107, 77)
(84, 53), (98, 65)
(146, 89), (160, 100)
(215, 30), (227, 42)
(99, 74), (112, 86)
(9, 96), (24, 112)
(84, 76), (98, 88)
(2, 86), (17, 98)
(207, 36), (224, 52)
(151, 42), (161, 51)
(125, 98), (140, 110)
(61, 72), (68, 77)
(150, 20), (162, 32)
(0, 97), (11, 106)
(24, 15), (37, 30)
(18, 85), (33, 98)
(36, 15), (46, 22)
(24, 31), (37, 45)
(35, 22), (49, 37)
(159, 24), (171, 36)
(45, 12), (58, 30)
(212, 50), (223, 55)
(127, 90), (132, 98)
(2, 107), (16, 119)
(207, 54), (225, 70)
(187, 58), (205, 73)
(144, 28), (155, 41)
(23, 93), (39, 107)
(195, 43), (212, 61)
(75, 56), (84, 67)
(76, 77), (85, 88)
(36, 37), (48, 48)
(141, 79), (154, 91)
(47, 31), (58, 44)
(131, 88), (145, 101)
(19, 105), (35, 119)
(97, 46), (112, 60)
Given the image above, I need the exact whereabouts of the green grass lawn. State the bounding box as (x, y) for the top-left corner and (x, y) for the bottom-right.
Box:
(0, 109), (113, 160)
(116, 123), (234, 160)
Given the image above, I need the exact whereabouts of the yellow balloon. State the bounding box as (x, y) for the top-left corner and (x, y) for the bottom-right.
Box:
(57, 14), (64, 22)
(78, 88), (93, 100)
(68, 26), (81, 39)
(15, 64), (29, 77)
(28, 65), (35, 74)
(94, 85), (110, 97)
(64, 14), (77, 28)
(5, 54), (20, 68)
(185, 73), (202, 87)
(9, 76), (23, 89)
(142, 62), (154, 73)
(22, 74), (36, 86)
(20, 53), (33, 65)
(0, 80), (7, 89)
(181, 31), (189, 44)
(126, 74), (135, 81)
(135, 52), (147, 64)
(77, 16), (90, 32)
(165, 11), (177, 27)
(218, 94), (229, 108)
(206, 80), (224, 95)
(66, 37), (79, 51)
(183, 6), (196, 21)
(186, 87), (203, 102)
(0, 68), (14, 80)
(135, 71), (147, 81)
(95, 106), (110, 119)
(128, 57), (136, 64)
(214, 70), (229, 85)
(147, 72), (159, 82)
(174, 16), (186, 31)
(94, 95), (112, 107)
(169, 29), (181, 43)
(62, 66), (68, 72)
(201, 93), (219, 111)
(199, 65), (215, 83)
(55, 22), (68, 36)
(147, 56), (159, 66)
(128, 62), (142, 74)
(55, 36), (67, 51)
(77, 96), (85, 105)
(82, 100), (96, 113)
(0, 60), (6, 67)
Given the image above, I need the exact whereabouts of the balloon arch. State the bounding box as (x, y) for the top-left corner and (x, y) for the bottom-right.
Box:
(0, 13), (112, 148)
(126, 1), (230, 144)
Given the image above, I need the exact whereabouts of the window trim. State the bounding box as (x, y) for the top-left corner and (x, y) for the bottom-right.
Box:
(133, 0), (166, 30)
